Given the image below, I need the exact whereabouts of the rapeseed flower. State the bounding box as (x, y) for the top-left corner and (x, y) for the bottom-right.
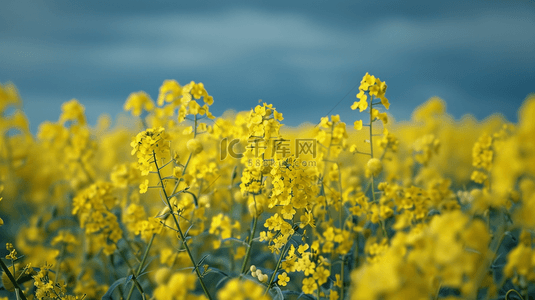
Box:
(217, 278), (270, 300)
(124, 91), (155, 116)
(277, 272), (290, 286)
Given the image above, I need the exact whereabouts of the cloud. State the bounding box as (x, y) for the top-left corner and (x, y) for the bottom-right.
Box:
(87, 7), (535, 81)
(1, 3), (534, 129)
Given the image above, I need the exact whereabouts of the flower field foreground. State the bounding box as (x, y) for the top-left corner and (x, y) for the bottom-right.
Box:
(1, 74), (535, 300)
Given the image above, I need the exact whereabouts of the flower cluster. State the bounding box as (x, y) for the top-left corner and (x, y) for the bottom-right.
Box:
(413, 134), (440, 166)
(130, 127), (170, 176)
(471, 133), (493, 184)
(33, 264), (79, 300)
(71, 182), (122, 255)
(1, 77), (535, 300)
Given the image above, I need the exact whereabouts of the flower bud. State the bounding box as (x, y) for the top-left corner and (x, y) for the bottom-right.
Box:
(366, 158), (383, 177)
(154, 268), (172, 285)
(186, 138), (203, 154)
(173, 166), (184, 178)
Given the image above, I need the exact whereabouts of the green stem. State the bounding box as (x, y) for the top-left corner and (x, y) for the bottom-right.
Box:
(337, 163), (344, 228)
(122, 232), (141, 264)
(182, 153), (193, 176)
(319, 122), (335, 199)
(336, 165), (346, 300)
(126, 234), (155, 300)
(367, 98), (387, 238)
(369, 98), (374, 158)
(487, 169), (492, 193)
(368, 99), (376, 231)
(505, 289), (524, 300)
(55, 243), (66, 284)
(11, 259), (15, 279)
(470, 209), (507, 299)
(265, 236), (293, 295)
(240, 214), (258, 275)
(0, 259), (28, 300)
(353, 233), (360, 270)
(368, 96), (377, 204)
(340, 255), (345, 300)
(117, 250), (136, 277)
(153, 152), (213, 300)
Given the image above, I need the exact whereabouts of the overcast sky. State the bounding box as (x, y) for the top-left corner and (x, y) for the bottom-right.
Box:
(1, 0), (534, 132)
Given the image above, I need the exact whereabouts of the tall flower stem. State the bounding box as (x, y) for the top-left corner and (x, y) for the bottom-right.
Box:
(265, 235), (293, 295)
(240, 210), (258, 275)
(126, 234), (155, 300)
(368, 98), (388, 238)
(153, 152), (213, 300)
(0, 258), (28, 300)
(369, 98), (376, 203)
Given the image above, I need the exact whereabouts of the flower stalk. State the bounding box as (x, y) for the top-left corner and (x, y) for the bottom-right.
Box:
(153, 151), (213, 300)
(0, 258), (28, 300)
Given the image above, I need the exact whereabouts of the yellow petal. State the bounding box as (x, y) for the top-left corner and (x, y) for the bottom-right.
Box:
(354, 120), (363, 130)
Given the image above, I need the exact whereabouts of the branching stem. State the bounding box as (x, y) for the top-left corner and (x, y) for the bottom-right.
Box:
(153, 151), (213, 300)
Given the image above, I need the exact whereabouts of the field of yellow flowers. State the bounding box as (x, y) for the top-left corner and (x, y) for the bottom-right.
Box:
(1, 73), (534, 300)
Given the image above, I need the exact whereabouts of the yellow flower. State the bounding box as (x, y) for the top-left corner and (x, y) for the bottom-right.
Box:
(319, 116), (332, 128)
(190, 82), (206, 99)
(471, 170), (488, 184)
(369, 78), (385, 96)
(296, 255), (316, 276)
(204, 94), (214, 106)
(351, 94), (368, 112)
(351, 73), (389, 112)
(354, 120), (363, 130)
(299, 211), (316, 228)
(277, 272), (290, 286)
(313, 265), (330, 285)
(371, 108), (387, 124)
(209, 213), (240, 241)
(217, 278), (269, 300)
(5, 243), (17, 260)
(124, 91), (155, 116)
(173, 166), (184, 178)
(188, 100), (201, 115)
(154, 267), (172, 285)
(302, 277), (317, 295)
(274, 111), (284, 121)
(187, 138), (203, 154)
(60, 99), (86, 125)
(139, 179), (149, 194)
(157, 79), (182, 106)
(360, 72), (376, 90)
(366, 158), (383, 177)
(334, 274), (342, 288)
(329, 291), (339, 300)
(331, 114), (340, 123)
(298, 244), (309, 255)
(153, 272), (199, 300)
(379, 95), (390, 109)
(130, 127), (170, 175)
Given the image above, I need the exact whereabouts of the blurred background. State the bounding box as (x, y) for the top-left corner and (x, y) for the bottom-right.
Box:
(1, 0), (534, 132)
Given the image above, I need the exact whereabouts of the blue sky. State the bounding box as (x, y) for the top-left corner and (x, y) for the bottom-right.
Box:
(1, 0), (534, 132)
